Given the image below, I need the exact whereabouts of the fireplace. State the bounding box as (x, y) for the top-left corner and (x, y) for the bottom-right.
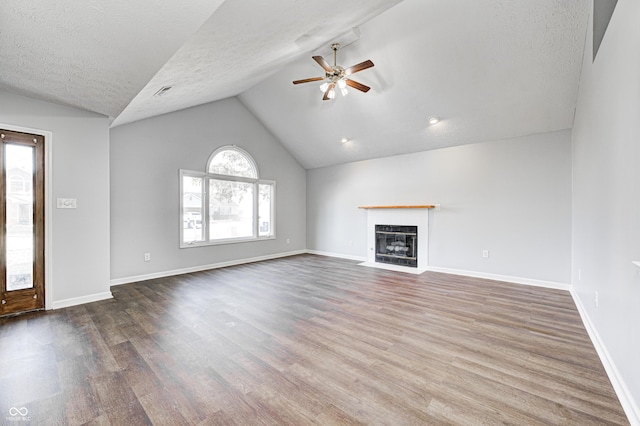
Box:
(361, 205), (432, 274)
(375, 225), (418, 267)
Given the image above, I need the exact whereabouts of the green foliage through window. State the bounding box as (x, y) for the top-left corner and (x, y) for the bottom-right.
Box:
(181, 146), (274, 247)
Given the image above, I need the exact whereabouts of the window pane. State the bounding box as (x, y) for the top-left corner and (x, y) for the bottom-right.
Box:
(209, 179), (254, 240)
(5, 144), (34, 291)
(182, 175), (204, 244)
(208, 149), (257, 178)
(259, 183), (273, 237)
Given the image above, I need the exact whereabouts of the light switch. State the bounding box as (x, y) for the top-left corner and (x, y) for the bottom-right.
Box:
(57, 198), (77, 209)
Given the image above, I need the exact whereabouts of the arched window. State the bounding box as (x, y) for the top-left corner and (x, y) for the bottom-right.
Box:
(207, 146), (258, 178)
(180, 146), (275, 246)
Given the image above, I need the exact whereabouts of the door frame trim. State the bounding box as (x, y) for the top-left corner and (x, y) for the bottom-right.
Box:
(0, 123), (53, 310)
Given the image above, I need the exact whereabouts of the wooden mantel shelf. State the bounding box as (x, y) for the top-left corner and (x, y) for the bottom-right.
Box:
(358, 205), (435, 209)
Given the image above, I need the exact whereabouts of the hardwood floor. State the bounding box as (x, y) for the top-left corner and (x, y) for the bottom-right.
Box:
(0, 254), (629, 425)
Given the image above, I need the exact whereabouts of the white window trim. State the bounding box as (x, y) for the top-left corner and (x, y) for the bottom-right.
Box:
(207, 145), (259, 178)
(258, 179), (276, 239)
(179, 170), (276, 249)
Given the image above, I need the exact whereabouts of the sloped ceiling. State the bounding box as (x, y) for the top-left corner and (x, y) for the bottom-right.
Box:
(112, 0), (403, 126)
(0, 0), (401, 125)
(0, 0), (589, 170)
(0, 0), (227, 117)
(240, 0), (589, 169)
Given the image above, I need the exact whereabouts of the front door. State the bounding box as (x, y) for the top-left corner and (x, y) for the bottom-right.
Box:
(0, 129), (45, 316)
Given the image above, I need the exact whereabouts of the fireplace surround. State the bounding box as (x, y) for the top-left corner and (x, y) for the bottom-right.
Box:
(359, 205), (433, 274)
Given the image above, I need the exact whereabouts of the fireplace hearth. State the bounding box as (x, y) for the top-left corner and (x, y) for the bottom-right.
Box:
(375, 225), (418, 267)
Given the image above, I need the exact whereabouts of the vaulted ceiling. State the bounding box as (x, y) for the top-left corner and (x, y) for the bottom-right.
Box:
(0, 0), (589, 169)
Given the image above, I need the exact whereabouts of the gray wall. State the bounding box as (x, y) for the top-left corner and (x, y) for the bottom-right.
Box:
(0, 90), (111, 305)
(110, 97), (306, 280)
(572, 0), (640, 419)
(307, 130), (572, 285)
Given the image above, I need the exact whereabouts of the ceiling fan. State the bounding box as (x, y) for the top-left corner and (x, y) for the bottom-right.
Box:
(293, 43), (374, 101)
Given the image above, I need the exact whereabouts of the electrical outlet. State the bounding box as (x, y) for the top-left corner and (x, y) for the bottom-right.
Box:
(482, 250), (489, 258)
(144, 253), (151, 262)
(286, 238), (290, 244)
(435, 204), (441, 211)
(594, 291), (599, 307)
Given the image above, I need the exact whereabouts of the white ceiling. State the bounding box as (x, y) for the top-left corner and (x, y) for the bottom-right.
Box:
(240, 0), (590, 168)
(0, 0), (227, 117)
(0, 0), (589, 169)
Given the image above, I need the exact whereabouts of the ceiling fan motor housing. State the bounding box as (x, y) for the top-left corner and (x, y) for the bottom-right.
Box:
(327, 66), (345, 82)
(292, 42), (374, 99)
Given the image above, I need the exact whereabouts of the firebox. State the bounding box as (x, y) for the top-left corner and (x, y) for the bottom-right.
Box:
(375, 225), (418, 267)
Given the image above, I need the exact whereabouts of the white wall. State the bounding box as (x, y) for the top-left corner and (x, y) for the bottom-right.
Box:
(572, 0), (640, 421)
(0, 90), (111, 307)
(307, 130), (572, 285)
(110, 97), (306, 281)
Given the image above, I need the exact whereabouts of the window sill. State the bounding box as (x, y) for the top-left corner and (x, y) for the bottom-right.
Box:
(180, 235), (276, 249)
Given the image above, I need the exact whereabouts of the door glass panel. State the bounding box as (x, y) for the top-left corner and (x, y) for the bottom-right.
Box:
(5, 144), (34, 291)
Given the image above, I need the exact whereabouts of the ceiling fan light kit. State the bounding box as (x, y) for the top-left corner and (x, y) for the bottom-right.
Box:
(293, 42), (374, 101)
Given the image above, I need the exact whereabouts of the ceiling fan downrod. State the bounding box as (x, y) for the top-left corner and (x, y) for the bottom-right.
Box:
(331, 43), (340, 67)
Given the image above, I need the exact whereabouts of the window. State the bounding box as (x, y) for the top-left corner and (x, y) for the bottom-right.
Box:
(181, 146), (275, 247)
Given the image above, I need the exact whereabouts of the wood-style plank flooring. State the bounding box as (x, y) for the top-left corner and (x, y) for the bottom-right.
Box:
(0, 254), (629, 425)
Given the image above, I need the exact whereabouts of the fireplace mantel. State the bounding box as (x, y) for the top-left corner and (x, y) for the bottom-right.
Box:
(358, 205), (435, 209)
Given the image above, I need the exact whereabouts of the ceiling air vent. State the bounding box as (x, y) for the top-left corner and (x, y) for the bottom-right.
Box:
(153, 86), (173, 97)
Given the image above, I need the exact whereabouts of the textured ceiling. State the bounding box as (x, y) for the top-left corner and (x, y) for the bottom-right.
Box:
(0, 0), (226, 117)
(112, 0), (403, 126)
(240, 0), (589, 169)
(0, 0), (589, 170)
(0, 0), (401, 125)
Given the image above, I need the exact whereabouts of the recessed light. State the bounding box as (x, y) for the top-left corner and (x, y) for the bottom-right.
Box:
(427, 115), (440, 125)
(341, 137), (349, 144)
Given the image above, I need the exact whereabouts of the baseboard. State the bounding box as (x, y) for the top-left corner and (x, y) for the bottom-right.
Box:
(107, 249), (638, 424)
(359, 261), (428, 275)
(305, 252), (571, 291)
(571, 290), (640, 426)
(311, 252), (639, 421)
(110, 250), (307, 286)
(426, 266), (571, 291)
(52, 291), (113, 310)
(305, 250), (367, 262)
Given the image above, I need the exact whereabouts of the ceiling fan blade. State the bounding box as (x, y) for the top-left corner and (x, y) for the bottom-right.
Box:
(345, 79), (371, 93)
(344, 60), (374, 75)
(313, 56), (333, 73)
(322, 82), (336, 101)
(293, 77), (324, 85)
